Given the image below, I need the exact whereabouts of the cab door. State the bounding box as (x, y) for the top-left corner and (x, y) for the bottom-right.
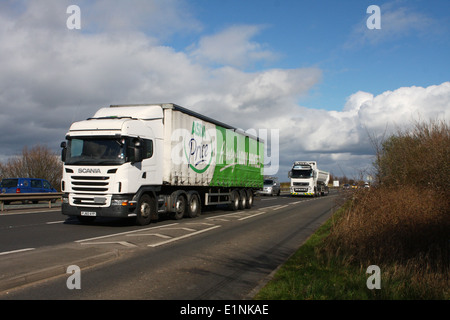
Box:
(140, 138), (160, 185)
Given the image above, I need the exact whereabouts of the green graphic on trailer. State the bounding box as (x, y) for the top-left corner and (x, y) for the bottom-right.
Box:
(184, 121), (215, 174)
(210, 125), (264, 188)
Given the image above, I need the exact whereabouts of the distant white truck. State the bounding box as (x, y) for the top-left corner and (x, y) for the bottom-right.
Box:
(288, 161), (329, 196)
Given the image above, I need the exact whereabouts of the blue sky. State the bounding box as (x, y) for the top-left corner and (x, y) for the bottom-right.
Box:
(180, 0), (450, 110)
(0, 0), (449, 179)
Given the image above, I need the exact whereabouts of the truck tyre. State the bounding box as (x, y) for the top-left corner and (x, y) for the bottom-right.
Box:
(245, 189), (253, 209)
(238, 189), (247, 210)
(136, 194), (154, 226)
(229, 189), (239, 211)
(170, 194), (186, 220)
(187, 193), (201, 218)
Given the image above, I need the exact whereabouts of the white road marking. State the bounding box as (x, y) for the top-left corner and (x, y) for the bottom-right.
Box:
(272, 205), (289, 211)
(0, 248), (35, 256)
(148, 225), (221, 248)
(262, 204), (284, 210)
(238, 211), (267, 220)
(126, 233), (172, 239)
(80, 241), (137, 248)
(75, 223), (180, 243)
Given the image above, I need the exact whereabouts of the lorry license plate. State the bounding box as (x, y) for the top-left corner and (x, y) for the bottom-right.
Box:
(81, 211), (97, 216)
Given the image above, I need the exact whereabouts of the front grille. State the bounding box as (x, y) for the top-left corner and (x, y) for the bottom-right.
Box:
(293, 182), (309, 186)
(70, 176), (110, 193)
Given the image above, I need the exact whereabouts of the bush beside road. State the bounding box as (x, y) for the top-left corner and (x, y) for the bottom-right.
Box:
(256, 120), (449, 300)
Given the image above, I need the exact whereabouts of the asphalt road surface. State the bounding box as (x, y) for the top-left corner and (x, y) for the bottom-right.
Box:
(0, 191), (342, 300)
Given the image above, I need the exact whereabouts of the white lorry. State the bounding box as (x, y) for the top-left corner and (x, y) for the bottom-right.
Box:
(288, 161), (329, 197)
(60, 104), (264, 225)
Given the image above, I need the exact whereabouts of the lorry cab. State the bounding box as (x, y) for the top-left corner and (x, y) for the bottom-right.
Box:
(289, 161), (329, 197)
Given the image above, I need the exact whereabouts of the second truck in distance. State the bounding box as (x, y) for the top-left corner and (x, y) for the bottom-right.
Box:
(288, 161), (329, 197)
(60, 103), (264, 225)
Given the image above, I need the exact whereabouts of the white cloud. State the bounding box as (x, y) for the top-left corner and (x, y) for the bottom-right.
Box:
(0, 1), (448, 180)
(275, 82), (450, 178)
(0, 1), (319, 158)
(82, 0), (202, 38)
(189, 25), (276, 68)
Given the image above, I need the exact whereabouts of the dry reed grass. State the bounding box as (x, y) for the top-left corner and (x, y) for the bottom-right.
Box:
(322, 120), (449, 298)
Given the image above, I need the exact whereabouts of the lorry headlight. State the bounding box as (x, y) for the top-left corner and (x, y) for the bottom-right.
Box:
(112, 199), (136, 207)
(112, 199), (125, 206)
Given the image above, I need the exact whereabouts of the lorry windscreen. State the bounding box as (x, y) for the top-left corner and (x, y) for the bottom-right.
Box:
(291, 169), (312, 178)
(65, 138), (126, 165)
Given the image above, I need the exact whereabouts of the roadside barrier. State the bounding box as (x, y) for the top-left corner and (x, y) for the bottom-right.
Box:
(0, 193), (63, 211)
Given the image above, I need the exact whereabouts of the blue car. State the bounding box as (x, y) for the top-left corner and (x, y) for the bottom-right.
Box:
(0, 178), (57, 204)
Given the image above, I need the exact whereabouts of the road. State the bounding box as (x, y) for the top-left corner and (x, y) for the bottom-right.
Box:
(0, 191), (342, 300)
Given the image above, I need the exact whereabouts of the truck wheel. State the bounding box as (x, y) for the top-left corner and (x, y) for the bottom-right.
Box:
(245, 189), (253, 209)
(238, 189), (247, 210)
(170, 194), (186, 220)
(229, 190), (239, 211)
(136, 194), (154, 226)
(187, 193), (200, 218)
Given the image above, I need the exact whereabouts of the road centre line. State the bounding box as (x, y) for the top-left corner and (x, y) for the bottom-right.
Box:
(0, 248), (35, 256)
(148, 225), (221, 248)
(75, 223), (180, 243)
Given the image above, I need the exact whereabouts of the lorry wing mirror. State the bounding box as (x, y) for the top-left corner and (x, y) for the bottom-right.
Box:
(60, 141), (67, 162)
(288, 171), (292, 178)
(132, 138), (143, 163)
